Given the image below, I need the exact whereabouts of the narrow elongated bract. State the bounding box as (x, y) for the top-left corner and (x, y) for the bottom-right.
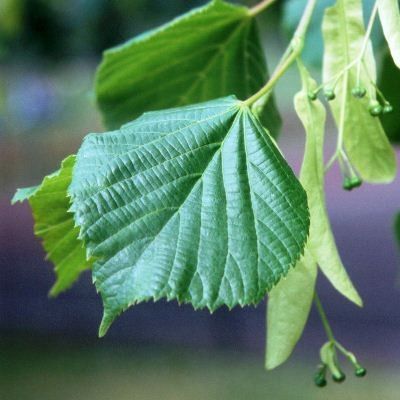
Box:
(12, 156), (91, 296)
(69, 97), (309, 336)
(266, 248), (317, 369)
(95, 0), (281, 136)
(323, 0), (396, 183)
(296, 65), (362, 307)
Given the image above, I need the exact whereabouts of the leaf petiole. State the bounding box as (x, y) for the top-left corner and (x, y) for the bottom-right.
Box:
(244, 0), (317, 106)
(314, 292), (336, 344)
(355, 1), (379, 87)
(248, 0), (277, 17)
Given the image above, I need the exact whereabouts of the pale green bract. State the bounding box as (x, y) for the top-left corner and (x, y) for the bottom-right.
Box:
(12, 155), (91, 296)
(378, 0), (400, 69)
(69, 97), (309, 336)
(95, 0), (281, 137)
(266, 249), (317, 370)
(323, 0), (397, 183)
(266, 66), (322, 371)
(266, 64), (362, 371)
(297, 65), (362, 307)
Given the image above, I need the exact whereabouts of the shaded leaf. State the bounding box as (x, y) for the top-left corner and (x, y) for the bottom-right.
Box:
(69, 97), (309, 336)
(95, 0), (281, 137)
(12, 155), (91, 296)
(296, 65), (362, 307)
(322, 0), (396, 183)
(379, 50), (400, 143)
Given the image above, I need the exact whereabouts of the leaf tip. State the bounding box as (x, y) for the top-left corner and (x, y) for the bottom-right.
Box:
(98, 311), (115, 338)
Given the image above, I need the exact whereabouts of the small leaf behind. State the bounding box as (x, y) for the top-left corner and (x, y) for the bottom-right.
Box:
(70, 97), (309, 336)
(95, 0), (281, 137)
(12, 155), (91, 296)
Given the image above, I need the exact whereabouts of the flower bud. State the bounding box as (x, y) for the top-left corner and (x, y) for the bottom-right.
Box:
(351, 86), (367, 98)
(324, 89), (335, 101)
(308, 91), (318, 101)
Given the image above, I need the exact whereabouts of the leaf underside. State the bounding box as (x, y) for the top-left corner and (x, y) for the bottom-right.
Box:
(95, 0), (281, 137)
(323, 0), (396, 183)
(69, 97), (309, 336)
(12, 155), (91, 296)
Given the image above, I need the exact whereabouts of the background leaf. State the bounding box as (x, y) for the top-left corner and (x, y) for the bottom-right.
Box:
(12, 155), (91, 296)
(95, 0), (281, 137)
(70, 97), (309, 336)
(322, 0), (396, 183)
(296, 64), (362, 306)
(395, 212), (400, 249)
(379, 50), (400, 143)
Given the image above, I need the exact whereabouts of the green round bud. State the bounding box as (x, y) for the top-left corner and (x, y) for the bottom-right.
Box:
(355, 367), (367, 377)
(343, 177), (362, 191)
(332, 372), (346, 383)
(314, 375), (327, 387)
(351, 86), (367, 98)
(369, 103), (383, 116)
(383, 103), (393, 114)
(308, 91), (318, 101)
(324, 89), (335, 101)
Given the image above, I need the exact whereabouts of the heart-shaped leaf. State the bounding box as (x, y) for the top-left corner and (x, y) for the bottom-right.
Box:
(70, 97), (309, 336)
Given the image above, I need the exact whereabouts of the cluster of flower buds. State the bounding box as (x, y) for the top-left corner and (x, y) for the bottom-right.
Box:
(367, 99), (393, 116)
(307, 88), (336, 102)
(307, 82), (394, 118)
(350, 84), (394, 116)
(314, 341), (367, 388)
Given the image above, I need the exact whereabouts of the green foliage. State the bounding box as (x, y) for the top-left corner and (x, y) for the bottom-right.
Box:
(12, 156), (91, 296)
(69, 97), (309, 335)
(395, 213), (400, 248)
(322, 0), (396, 183)
(379, 51), (400, 143)
(378, 0), (400, 69)
(95, 0), (281, 136)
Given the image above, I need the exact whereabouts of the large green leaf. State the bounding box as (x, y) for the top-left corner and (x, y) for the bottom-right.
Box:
(94, 0), (281, 137)
(378, 0), (400, 69)
(12, 156), (91, 296)
(266, 248), (317, 369)
(322, 0), (396, 183)
(296, 64), (362, 306)
(69, 97), (309, 336)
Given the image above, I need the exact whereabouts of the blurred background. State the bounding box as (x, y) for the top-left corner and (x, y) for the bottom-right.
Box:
(1, 1), (399, 399)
